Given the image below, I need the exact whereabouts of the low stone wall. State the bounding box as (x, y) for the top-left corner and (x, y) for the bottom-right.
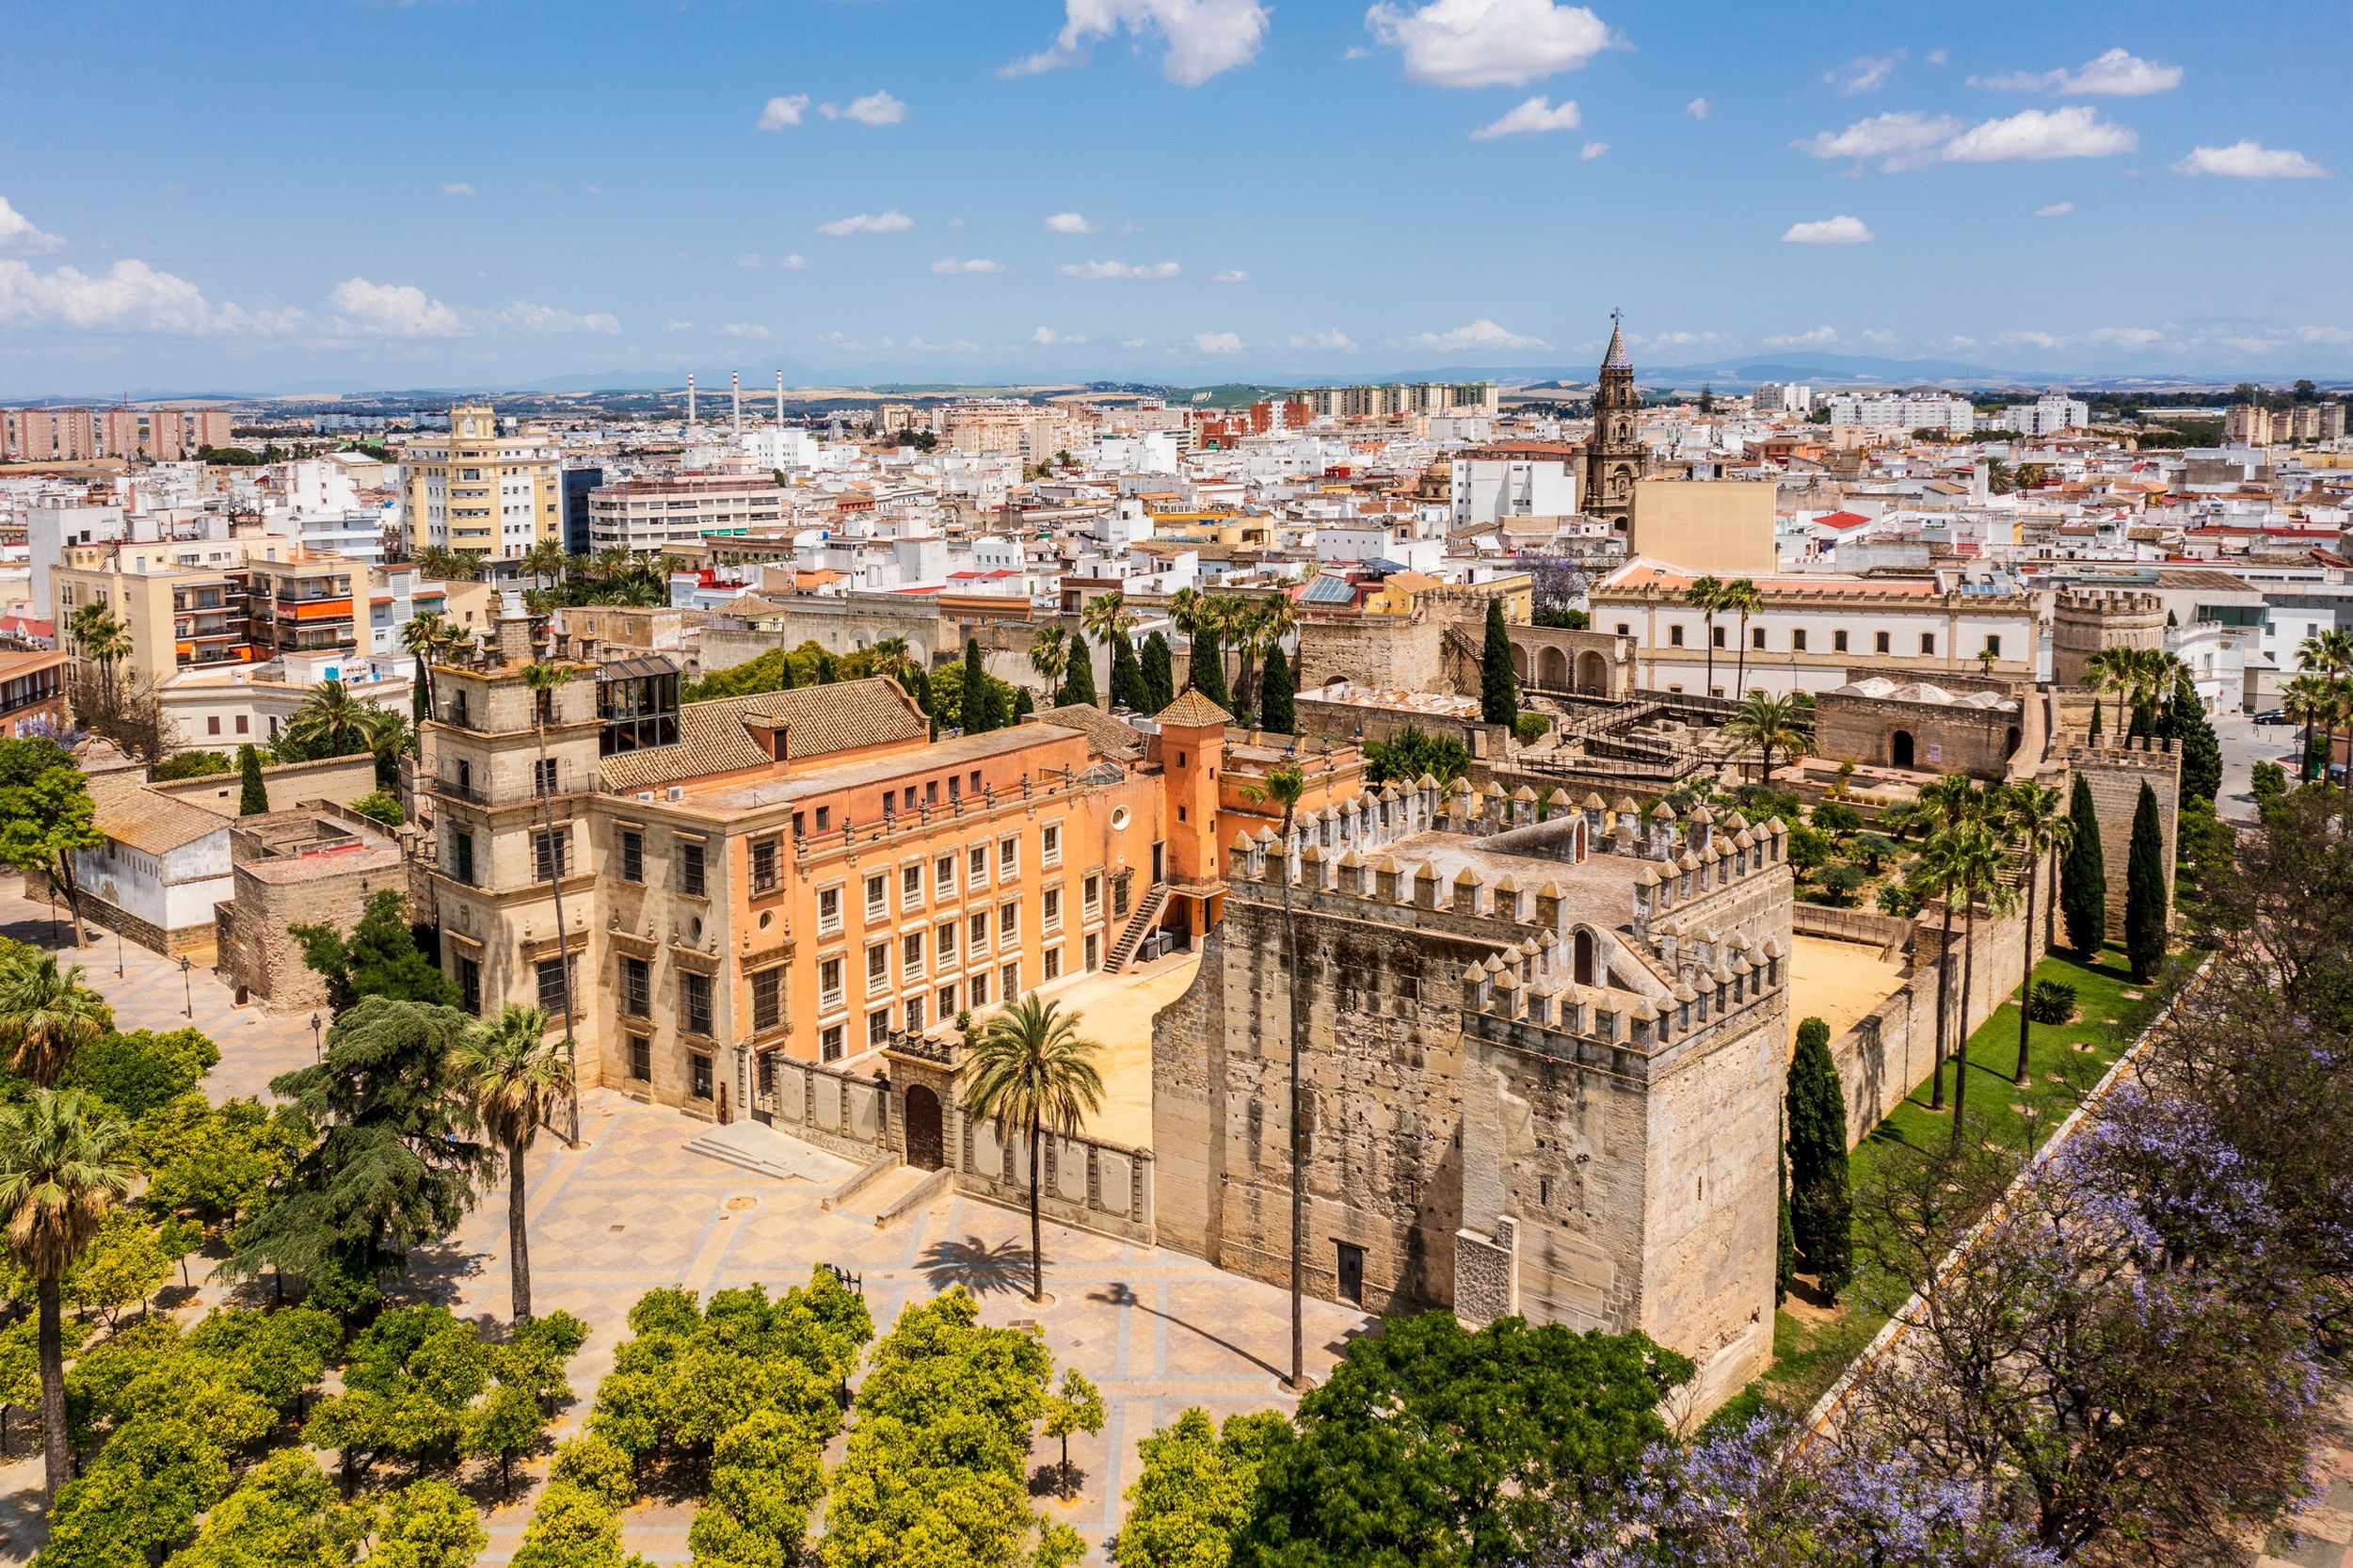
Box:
(1793, 903), (1913, 953)
(759, 1053), (892, 1163)
(1825, 879), (2050, 1148)
(158, 754), (381, 819)
(69, 888), (213, 960)
(955, 1117), (1156, 1245)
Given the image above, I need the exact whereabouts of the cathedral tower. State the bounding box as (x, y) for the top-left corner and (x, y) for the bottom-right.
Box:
(1584, 311), (1644, 534)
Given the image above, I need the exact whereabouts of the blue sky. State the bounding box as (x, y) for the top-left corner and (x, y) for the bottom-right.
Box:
(4, 0), (2348, 394)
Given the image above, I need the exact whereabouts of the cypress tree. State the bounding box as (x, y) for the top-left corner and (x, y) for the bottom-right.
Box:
(1188, 625), (1231, 713)
(2124, 780), (2167, 982)
(237, 744), (269, 816)
(2172, 685), (2221, 804)
(2060, 772), (2106, 957)
(1058, 630), (1098, 708)
(1785, 1016), (1851, 1300)
(1110, 632), (1148, 712)
(1480, 599), (1516, 727)
(2089, 696), (2103, 744)
(962, 639), (991, 733)
(1259, 642), (1296, 735)
(1141, 632), (1175, 712)
(1012, 685), (1034, 724)
(1776, 1111), (1796, 1306)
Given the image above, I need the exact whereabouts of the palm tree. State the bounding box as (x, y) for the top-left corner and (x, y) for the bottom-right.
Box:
(1906, 775), (1984, 1113)
(1683, 575), (1725, 693)
(414, 546), (485, 583)
(521, 662), (581, 1144)
(282, 679), (374, 760)
(2283, 673), (2337, 784)
(0, 1088), (134, 1498)
(1166, 586), (1207, 640)
(1243, 763), (1310, 1388)
(520, 539), (570, 595)
(1723, 579), (1763, 697)
(1028, 626), (1070, 696)
(1998, 780), (2073, 1085)
(0, 952), (110, 1087)
(1944, 819), (2016, 1155)
(68, 604), (130, 724)
(454, 1003), (574, 1323)
(2084, 646), (2143, 745)
(2297, 632), (2353, 782)
(1079, 589), (1131, 649)
(1721, 692), (1809, 784)
(961, 994), (1106, 1304)
(401, 609), (451, 722)
(1209, 594), (1249, 696)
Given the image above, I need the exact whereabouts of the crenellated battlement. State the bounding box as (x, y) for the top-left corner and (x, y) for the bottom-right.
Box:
(1457, 922), (1785, 1066)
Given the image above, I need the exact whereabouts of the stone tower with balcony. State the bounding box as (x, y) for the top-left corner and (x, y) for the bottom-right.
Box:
(2051, 587), (2164, 689)
(415, 612), (600, 1064)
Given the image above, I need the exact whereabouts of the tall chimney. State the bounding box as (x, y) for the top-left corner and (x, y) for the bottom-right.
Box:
(687, 373), (696, 427)
(775, 371), (784, 424)
(731, 372), (743, 438)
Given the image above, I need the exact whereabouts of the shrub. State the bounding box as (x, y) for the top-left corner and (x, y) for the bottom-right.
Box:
(349, 792), (404, 828)
(1876, 882), (1922, 918)
(1810, 801), (1864, 836)
(1512, 712), (1551, 744)
(2250, 760), (2287, 806)
(1817, 863), (1868, 906)
(2028, 978), (2078, 1026)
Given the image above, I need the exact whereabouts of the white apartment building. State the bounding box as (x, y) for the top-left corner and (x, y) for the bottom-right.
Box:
(399, 403), (561, 565)
(1752, 382), (1815, 415)
(1824, 393), (1976, 436)
(1449, 455), (1578, 528)
(2002, 396), (2089, 437)
(587, 473), (786, 552)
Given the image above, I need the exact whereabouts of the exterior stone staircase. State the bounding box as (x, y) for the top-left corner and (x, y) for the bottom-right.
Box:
(1104, 883), (1170, 973)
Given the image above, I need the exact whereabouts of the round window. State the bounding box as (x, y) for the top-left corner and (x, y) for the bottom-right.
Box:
(759, 910), (774, 931)
(1111, 806), (1131, 831)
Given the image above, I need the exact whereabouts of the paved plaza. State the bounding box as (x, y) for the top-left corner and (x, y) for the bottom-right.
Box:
(0, 888), (1369, 1565)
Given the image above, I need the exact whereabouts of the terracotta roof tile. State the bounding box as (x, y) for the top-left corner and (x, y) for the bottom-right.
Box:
(1157, 688), (1233, 728)
(89, 773), (232, 855)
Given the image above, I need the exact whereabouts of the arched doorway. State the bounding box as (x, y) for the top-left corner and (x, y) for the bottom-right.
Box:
(1573, 928), (1595, 985)
(1512, 643), (1529, 680)
(1577, 649), (1609, 695)
(2005, 725), (2022, 759)
(904, 1084), (944, 1171)
(1540, 647), (1570, 689)
(1890, 729), (1915, 769)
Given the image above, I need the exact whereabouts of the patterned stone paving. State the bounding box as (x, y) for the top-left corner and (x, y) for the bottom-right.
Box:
(0, 888), (1370, 1565)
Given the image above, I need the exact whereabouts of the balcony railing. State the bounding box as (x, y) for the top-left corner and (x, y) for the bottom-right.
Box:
(428, 769), (592, 808)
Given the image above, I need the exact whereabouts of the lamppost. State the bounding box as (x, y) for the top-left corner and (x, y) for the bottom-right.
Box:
(179, 954), (193, 1017)
(114, 919), (125, 979)
(310, 1012), (323, 1063)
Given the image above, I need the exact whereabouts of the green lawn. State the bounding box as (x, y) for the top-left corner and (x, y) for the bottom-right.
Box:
(1757, 944), (2173, 1413)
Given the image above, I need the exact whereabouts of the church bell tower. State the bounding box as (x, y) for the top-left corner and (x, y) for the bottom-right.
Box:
(1584, 311), (1643, 535)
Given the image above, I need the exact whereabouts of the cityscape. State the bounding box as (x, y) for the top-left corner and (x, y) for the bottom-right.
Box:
(3, 4), (2352, 1566)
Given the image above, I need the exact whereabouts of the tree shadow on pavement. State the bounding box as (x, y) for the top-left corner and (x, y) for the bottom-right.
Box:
(917, 1234), (1037, 1297)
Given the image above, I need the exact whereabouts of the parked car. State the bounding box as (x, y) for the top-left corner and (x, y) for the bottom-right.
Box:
(2253, 709), (2289, 726)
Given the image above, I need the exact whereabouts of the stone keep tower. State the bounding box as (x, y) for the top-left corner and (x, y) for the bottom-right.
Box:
(1583, 312), (1645, 534)
(2051, 587), (2164, 689)
(417, 612), (601, 1050)
(1151, 779), (1793, 1413)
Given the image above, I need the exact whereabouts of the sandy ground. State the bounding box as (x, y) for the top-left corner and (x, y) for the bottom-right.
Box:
(1788, 934), (1908, 1053)
(1024, 948), (1204, 1151)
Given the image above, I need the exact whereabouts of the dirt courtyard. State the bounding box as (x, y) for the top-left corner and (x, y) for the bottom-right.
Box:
(1787, 933), (1908, 1052)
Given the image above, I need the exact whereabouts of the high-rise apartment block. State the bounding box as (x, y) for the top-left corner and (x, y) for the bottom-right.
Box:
(2225, 402), (2346, 444)
(1, 405), (229, 461)
(400, 402), (562, 566)
(1296, 381), (1500, 420)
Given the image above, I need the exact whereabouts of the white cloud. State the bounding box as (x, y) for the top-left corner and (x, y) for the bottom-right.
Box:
(1193, 330), (1243, 353)
(440, 182), (476, 198)
(2295, 326), (2353, 345)
(1056, 260), (1181, 280)
(0, 198), (66, 255)
(718, 322), (772, 340)
(776, 254), (808, 270)
(1781, 215), (1874, 246)
(1998, 328), (2059, 349)
(0, 257), (295, 334)
(1209, 268), (1249, 282)
(1796, 111), (1961, 171)
(1120, 336), (1148, 348)
(1970, 48), (2182, 97)
(2086, 326), (2162, 346)
(1394, 317), (1550, 351)
(1926, 48), (1947, 66)
(1942, 106), (2136, 162)
(664, 319), (694, 332)
(1005, 0), (1269, 87)
(1826, 53), (1901, 95)
(819, 90), (907, 126)
(328, 277), (464, 337)
(1289, 328), (1359, 352)
(1630, 329), (1722, 348)
(1859, 328), (1896, 344)
(1763, 325), (1839, 348)
(504, 300), (621, 335)
(1469, 95), (1580, 139)
(2033, 200), (2075, 217)
(815, 210), (914, 235)
(1684, 97), (1709, 120)
(1580, 140), (1609, 160)
(2173, 141), (2328, 179)
(1032, 326), (1089, 345)
(757, 94), (810, 130)
(1367, 0), (1609, 88)
(736, 253), (811, 270)
(1043, 212), (1100, 233)
(931, 257), (1010, 274)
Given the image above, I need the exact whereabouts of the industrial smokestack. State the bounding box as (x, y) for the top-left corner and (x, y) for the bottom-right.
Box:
(775, 371), (784, 424)
(687, 373), (696, 427)
(731, 372), (742, 438)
